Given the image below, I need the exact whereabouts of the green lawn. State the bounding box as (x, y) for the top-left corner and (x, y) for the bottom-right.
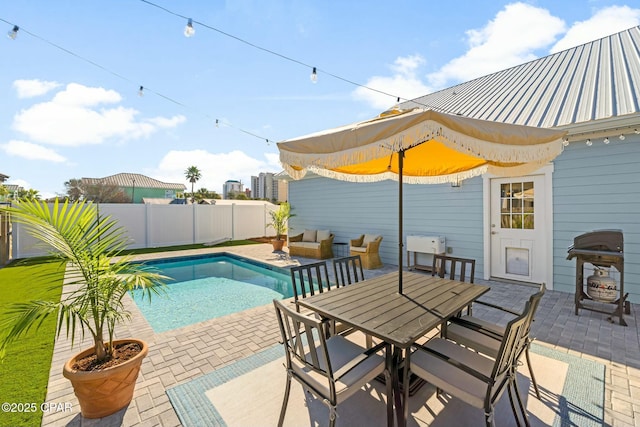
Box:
(0, 258), (65, 427)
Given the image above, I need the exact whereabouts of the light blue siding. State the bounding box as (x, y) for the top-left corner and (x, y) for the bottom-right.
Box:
(552, 136), (640, 303)
(288, 176), (485, 277)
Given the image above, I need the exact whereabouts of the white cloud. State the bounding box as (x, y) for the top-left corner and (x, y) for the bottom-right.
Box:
(550, 5), (640, 53)
(147, 115), (187, 128)
(353, 55), (432, 110)
(427, 2), (566, 88)
(152, 149), (278, 193)
(11, 83), (184, 146)
(13, 79), (62, 98)
(1, 140), (66, 162)
(51, 83), (121, 106)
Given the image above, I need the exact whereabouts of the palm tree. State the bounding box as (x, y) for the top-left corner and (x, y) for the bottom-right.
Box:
(185, 166), (202, 203)
(0, 199), (167, 363)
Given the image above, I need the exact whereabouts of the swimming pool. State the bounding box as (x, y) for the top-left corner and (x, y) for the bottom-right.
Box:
(130, 254), (293, 333)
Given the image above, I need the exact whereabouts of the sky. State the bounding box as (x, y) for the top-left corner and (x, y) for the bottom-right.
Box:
(1, 1), (640, 199)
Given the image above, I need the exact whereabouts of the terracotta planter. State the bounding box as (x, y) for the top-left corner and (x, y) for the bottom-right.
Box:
(62, 339), (148, 419)
(271, 239), (285, 251)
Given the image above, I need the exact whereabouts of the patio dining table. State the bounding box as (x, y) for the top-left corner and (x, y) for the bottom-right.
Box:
(297, 270), (490, 427)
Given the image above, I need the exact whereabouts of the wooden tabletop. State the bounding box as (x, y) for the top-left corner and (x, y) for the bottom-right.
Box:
(297, 271), (490, 348)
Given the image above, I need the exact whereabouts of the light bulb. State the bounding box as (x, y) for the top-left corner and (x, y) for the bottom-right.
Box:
(586, 139), (592, 146)
(310, 67), (317, 83)
(635, 129), (639, 134)
(619, 134), (626, 140)
(138, 86), (144, 97)
(603, 137), (610, 144)
(184, 19), (195, 37)
(7, 25), (19, 40)
(562, 138), (569, 147)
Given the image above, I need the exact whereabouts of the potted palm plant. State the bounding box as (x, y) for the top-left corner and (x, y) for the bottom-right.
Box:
(0, 199), (167, 419)
(268, 202), (294, 252)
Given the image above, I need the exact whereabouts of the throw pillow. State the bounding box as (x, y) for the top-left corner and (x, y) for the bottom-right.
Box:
(363, 234), (379, 245)
(302, 229), (317, 242)
(316, 230), (330, 242)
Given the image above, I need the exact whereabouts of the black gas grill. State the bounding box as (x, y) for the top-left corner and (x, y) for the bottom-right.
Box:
(567, 230), (629, 326)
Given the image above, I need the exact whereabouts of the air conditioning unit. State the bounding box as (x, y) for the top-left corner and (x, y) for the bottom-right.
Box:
(406, 235), (446, 272)
(406, 235), (446, 254)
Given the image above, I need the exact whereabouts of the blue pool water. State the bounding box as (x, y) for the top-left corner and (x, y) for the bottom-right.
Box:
(130, 254), (293, 332)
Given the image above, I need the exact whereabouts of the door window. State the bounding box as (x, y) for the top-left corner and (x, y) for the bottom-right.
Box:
(500, 181), (534, 229)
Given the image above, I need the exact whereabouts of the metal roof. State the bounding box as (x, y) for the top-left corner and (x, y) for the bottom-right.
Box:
(82, 173), (186, 190)
(401, 26), (640, 132)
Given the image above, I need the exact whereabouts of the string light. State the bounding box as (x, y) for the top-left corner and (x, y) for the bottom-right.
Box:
(586, 139), (592, 146)
(184, 18), (195, 37)
(562, 138), (569, 147)
(138, 85), (144, 96)
(635, 129), (640, 134)
(603, 137), (610, 144)
(137, 0), (450, 112)
(7, 25), (18, 40)
(310, 67), (317, 83)
(619, 134), (626, 140)
(0, 17), (274, 145)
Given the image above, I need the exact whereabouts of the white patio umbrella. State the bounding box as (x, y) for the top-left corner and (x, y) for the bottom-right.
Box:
(278, 108), (566, 293)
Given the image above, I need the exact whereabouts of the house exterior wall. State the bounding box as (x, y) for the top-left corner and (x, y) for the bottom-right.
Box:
(124, 187), (178, 203)
(287, 137), (640, 304)
(552, 136), (640, 302)
(287, 175), (485, 277)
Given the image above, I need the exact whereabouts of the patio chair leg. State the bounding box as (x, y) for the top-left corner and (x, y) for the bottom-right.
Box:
(484, 410), (495, 427)
(525, 345), (541, 399)
(507, 380), (523, 427)
(513, 375), (531, 427)
(277, 375), (292, 427)
(385, 368), (393, 427)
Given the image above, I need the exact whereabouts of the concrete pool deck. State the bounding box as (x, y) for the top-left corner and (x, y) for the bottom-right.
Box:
(41, 243), (640, 426)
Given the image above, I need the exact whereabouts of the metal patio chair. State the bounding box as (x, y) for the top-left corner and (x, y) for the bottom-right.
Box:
(444, 283), (546, 400)
(332, 255), (365, 287)
(273, 299), (393, 427)
(290, 261), (346, 337)
(410, 301), (532, 427)
(290, 261), (333, 311)
(432, 254), (476, 283)
(331, 255), (373, 348)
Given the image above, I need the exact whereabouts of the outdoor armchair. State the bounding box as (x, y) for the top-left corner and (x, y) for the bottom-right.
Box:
(349, 234), (383, 269)
(273, 299), (393, 427)
(444, 283), (546, 399)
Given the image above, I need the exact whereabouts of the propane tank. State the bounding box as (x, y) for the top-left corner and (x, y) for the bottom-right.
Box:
(586, 267), (617, 302)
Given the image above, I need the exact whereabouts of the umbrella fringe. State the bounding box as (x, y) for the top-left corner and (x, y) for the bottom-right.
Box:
(305, 165), (489, 184)
(279, 121), (564, 173)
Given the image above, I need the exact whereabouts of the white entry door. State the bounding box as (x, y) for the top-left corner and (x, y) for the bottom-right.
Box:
(490, 175), (548, 283)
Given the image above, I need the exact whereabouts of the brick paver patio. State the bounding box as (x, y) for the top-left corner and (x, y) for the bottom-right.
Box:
(41, 244), (639, 426)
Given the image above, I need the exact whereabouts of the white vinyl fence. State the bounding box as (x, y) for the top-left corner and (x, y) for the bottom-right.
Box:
(12, 203), (278, 259)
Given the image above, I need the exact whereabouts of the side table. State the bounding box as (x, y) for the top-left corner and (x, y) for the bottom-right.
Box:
(333, 242), (348, 257)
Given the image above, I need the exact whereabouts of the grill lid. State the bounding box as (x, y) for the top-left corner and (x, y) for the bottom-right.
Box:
(568, 229), (623, 253)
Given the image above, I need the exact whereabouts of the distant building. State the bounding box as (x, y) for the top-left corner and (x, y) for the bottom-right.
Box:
(82, 173), (186, 203)
(250, 172), (286, 201)
(0, 173), (23, 201)
(223, 180), (243, 199)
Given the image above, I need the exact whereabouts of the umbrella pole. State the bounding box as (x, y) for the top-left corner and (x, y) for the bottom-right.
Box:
(398, 150), (404, 294)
